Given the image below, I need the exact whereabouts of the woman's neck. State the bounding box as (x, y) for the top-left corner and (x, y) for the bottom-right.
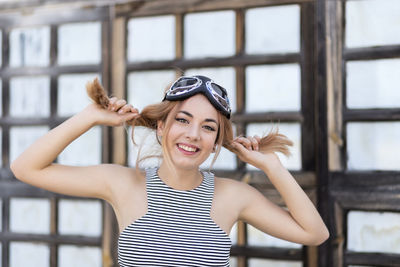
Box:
(158, 162), (203, 190)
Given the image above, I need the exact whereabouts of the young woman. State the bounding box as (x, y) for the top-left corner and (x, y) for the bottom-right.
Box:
(11, 75), (329, 266)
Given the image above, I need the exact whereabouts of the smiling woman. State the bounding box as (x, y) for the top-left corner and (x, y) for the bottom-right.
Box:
(10, 75), (329, 266)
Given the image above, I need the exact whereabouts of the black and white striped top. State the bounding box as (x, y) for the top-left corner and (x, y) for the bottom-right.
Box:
(118, 167), (232, 266)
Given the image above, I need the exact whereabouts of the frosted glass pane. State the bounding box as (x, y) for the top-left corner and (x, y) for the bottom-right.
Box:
(346, 0), (400, 48)
(58, 73), (99, 116)
(229, 222), (238, 245)
(10, 26), (50, 67)
(248, 259), (302, 267)
(0, 79), (2, 117)
(185, 11), (235, 58)
(229, 257), (237, 267)
(127, 16), (175, 62)
(0, 31), (2, 66)
(58, 22), (101, 65)
(10, 76), (50, 117)
(127, 70), (176, 111)
(10, 126), (49, 163)
(58, 199), (102, 237)
(0, 199), (2, 230)
(247, 123), (301, 170)
(0, 243), (2, 267)
(347, 122), (400, 170)
(58, 245), (101, 267)
(10, 242), (49, 267)
(246, 5), (300, 54)
(127, 126), (161, 169)
(10, 198), (50, 234)
(58, 126), (101, 165)
(246, 64), (301, 112)
(347, 59), (400, 108)
(185, 67), (237, 112)
(248, 224), (302, 248)
(348, 211), (400, 254)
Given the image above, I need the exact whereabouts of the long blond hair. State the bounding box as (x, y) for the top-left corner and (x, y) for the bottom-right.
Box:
(86, 78), (293, 169)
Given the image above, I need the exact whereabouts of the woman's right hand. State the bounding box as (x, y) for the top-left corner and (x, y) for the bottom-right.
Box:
(85, 97), (140, 127)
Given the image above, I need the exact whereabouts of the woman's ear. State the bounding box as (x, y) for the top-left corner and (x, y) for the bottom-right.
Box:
(157, 120), (164, 137)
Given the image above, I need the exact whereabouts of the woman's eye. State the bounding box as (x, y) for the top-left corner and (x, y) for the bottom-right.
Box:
(175, 117), (188, 124)
(204, 125), (216, 132)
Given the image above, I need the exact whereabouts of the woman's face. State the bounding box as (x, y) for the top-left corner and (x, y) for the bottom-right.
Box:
(158, 94), (219, 170)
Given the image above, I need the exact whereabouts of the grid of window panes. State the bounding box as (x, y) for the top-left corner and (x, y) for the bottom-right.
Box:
(344, 0), (400, 261)
(125, 3), (304, 266)
(0, 19), (104, 267)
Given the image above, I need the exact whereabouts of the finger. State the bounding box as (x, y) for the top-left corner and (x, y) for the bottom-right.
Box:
(254, 135), (261, 143)
(118, 104), (136, 114)
(114, 99), (127, 111)
(249, 136), (259, 151)
(234, 136), (252, 150)
(108, 97), (118, 110)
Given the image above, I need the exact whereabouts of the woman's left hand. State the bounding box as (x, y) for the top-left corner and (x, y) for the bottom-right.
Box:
(232, 136), (280, 170)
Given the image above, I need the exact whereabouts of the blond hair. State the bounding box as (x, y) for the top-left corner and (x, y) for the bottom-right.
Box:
(86, 78), (293, 170)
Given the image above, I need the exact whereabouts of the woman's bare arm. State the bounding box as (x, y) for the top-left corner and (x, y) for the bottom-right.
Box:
(10, 100), (138, 201)
(232, 137), (329, 246)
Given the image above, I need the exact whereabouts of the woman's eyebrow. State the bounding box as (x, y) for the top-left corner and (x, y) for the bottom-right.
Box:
(178, 110), (218, 124)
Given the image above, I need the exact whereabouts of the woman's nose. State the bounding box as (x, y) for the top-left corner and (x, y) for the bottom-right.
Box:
(186, 124), (200, 140)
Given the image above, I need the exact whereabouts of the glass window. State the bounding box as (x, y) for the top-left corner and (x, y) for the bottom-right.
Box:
(58, 73), (100, 116)
(347, 58), (400, 109)
(127, 70), (176, 111)
(0, 128), (2, 168)
(58, 199), (102, 237)
(58, 22), (101, 65)
(184, 11), (235, 58)
(10, 26), (50, 67)
(246, 64), (301, 112)
(347, 122), (400, 170)
(247, 224), (302, 248)
(0, 30), (2, 66)
(58, 126), (101, 166)
(346, 0), (400, 48)
(58, 245), (102, 267)
(347, 211), (400, 254)
(127, 126), (161, 169)
(0, 79), (2, 117)
(10, 198), (50, 234)
(10, 126), (49, 163)
(248, 258), (302, 267)
(246, 5), (300, 54)
(0, 199), (2, 230)
(185, 67), (237, 112)
(247, 123), (302, 170)
(10, 242), (50, 267)
(10, 76), (50, 117)
(127, 16), (175, 62)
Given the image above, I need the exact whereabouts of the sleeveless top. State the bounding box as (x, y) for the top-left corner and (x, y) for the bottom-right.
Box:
(118, 167), (232, 267)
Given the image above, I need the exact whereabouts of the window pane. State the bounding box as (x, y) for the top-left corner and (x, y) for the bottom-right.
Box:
(248, 259), (302, 267)
(127, 126), (161, 169)
(0, 31), (2, 66)
(58, 199), (102, 237)
(184, 11), (235, 58)
(185, 67), (237, 112)
(346, 0), (400, 48)
(348, 211), (400, 254)
(247, 123), (301, 170)
(10, 76), (50, 117)
(229, 257), (238, 267)
(58, 22), (101, 65)
(201, 146), (236, 170)
(127, 16), (175, 62)
(247, 224), (301, 248)
(127, 70), (176, 111)
(10, 198), (50, 234)
(10, 26), (50, 67)
(0, 79), (2, 117)
(246, 5), (300, 54)
(10, 126), (49, 163)
(347, 59), (400, 109)
(10, 242), (50, 267)
(0, 128), (2, 168)
(347, 122), (400, 170)
(58, 245), (101, 267)
(246, 64), (300, 112)
(58, 73), (99, 116)
(58, 126), (101, 165)
(0, 199), (2, 230)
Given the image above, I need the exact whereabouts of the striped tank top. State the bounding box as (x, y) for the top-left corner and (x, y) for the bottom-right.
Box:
(118, 167), (232, 266)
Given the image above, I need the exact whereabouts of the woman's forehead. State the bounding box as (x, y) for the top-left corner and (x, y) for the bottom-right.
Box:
(180, 94), (219, 119)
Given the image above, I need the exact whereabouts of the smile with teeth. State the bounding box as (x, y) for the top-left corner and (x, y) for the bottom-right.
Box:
(177, 144), (199, 153)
